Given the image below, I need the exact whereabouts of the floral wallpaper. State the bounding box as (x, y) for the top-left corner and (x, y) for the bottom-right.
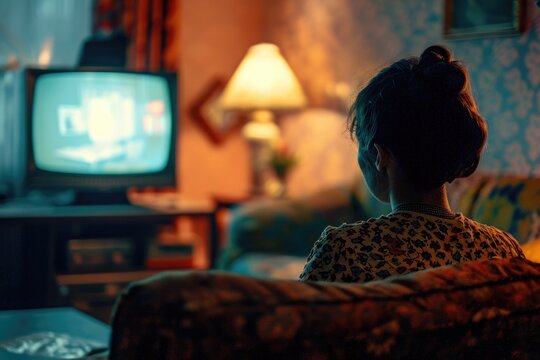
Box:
(266, 0), (540, 177)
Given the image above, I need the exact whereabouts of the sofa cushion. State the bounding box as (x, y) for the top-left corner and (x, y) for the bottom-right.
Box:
(471, 176), (540, 243)
(110, 258), (540, 359)
(227, 253), (305, 279)
(218, 185), (359, 270)
(446, 173), (488, 217)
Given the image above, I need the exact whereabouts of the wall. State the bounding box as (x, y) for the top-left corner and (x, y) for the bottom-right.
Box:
(179, 0), (264, 198)
(279, 109), (359, 197)
(179, 0), (362, 199)
(265, 0), (540, 176)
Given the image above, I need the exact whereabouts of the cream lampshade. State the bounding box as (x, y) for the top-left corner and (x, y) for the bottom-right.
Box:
(220, 43), (307, 112)
(220, 43), (307, 194)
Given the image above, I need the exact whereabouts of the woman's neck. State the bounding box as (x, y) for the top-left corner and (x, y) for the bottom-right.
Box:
(389, 184), (451, 212)
(383, 154), (452, 212)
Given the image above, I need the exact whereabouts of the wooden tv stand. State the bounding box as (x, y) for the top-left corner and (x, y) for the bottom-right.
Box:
(0, 201), (217, 311)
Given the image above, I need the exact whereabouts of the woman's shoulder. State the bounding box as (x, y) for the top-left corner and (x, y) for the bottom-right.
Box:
(459, 215), (522, 245)
(327, 215), (385, 231)
(323, 213), (409, 241)
(459, 215), (514, 236)
(331, 212), (424, 231)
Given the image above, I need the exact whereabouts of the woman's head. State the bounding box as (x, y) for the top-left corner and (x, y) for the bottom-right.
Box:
(349, 45), (487, 195)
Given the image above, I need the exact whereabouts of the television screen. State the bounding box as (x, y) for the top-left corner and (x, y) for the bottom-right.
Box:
(32, 72), (173, 175)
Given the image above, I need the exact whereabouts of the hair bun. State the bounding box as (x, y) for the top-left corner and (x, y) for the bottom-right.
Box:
(416, 45), (466, 95)
(419, 45), (451, 65)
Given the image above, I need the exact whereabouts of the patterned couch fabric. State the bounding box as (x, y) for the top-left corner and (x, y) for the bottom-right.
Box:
(446, 173), (489, 217)
(471, 176), (540, 244)
(110, 258), (540, 359)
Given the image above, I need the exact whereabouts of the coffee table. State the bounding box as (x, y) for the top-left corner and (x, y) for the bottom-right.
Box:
(0, 307), (110, 359)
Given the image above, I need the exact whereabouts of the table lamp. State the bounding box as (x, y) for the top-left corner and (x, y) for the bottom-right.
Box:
(220, 43), (307, 195)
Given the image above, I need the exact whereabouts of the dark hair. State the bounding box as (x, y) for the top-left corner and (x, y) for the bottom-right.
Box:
(348, 45), (487, 189)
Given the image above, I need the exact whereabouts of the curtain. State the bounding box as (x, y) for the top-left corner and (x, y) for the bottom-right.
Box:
(93, 0), (179, 71)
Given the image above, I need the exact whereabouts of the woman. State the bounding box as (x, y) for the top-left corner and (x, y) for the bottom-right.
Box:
(300, 45), (524, 283)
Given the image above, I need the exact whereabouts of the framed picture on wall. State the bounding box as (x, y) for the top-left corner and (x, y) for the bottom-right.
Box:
(190, 79), (245, 145)
(444, 0), (525, 40)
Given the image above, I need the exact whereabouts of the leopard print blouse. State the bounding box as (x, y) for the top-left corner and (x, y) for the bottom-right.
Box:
(300, 211), (525, 283)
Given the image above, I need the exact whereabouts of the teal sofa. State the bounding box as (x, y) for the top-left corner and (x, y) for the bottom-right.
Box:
(218, 174), (540, 279)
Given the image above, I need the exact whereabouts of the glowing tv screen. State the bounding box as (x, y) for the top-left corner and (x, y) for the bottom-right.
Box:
(32, 72), (173, 175)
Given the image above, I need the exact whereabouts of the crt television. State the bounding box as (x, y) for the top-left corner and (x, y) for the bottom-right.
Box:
(24, 68), (178, 205)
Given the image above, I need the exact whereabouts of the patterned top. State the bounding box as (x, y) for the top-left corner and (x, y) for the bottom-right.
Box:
(300, 211), (525, 283)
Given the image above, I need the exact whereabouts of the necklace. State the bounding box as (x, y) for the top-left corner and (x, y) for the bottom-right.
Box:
(393, 203), (455, 219)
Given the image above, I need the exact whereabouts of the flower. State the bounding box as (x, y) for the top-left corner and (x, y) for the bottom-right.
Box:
(270, 140), (298, 178)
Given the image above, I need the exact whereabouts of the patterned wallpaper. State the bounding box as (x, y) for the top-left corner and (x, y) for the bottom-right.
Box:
(266, 0), (540, 177)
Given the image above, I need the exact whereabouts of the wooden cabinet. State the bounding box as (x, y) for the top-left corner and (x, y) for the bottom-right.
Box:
(0, 202), (217, 320)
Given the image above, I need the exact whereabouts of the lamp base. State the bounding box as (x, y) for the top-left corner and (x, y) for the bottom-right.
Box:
(246, 136), (276, 197)
(243, 110), (280, 196)
(242, 110), (279, 140)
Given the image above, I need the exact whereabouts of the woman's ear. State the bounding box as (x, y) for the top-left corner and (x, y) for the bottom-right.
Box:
(373, 143), (390, 172)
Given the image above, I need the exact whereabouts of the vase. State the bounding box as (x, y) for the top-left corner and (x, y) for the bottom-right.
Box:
(273, 169), (289, 198)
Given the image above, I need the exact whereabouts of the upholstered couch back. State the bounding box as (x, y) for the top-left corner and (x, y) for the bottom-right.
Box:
(218, 174), (539, 278)
(110, 258), (540, 359)
(469, 176), (540, 244)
